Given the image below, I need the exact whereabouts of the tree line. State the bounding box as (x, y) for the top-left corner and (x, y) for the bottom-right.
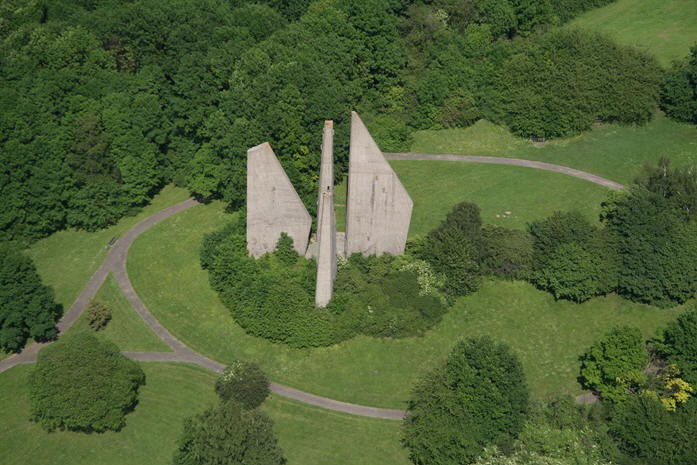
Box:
(3, 0), (694, 245)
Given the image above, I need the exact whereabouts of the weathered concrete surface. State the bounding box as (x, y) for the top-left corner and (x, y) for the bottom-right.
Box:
(345, 112), (413, 256)
(247, 142), (311, 257)
(315, 121), (337, 307)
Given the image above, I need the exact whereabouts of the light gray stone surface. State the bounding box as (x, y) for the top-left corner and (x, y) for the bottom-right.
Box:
(246, 142), (311, 257)
(315, 121), (337, 307)
(345, 112), (413, 256)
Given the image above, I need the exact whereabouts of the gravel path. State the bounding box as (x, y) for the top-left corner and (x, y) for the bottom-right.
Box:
(385, 153), (625, 190)
(1, 154), (615, 419)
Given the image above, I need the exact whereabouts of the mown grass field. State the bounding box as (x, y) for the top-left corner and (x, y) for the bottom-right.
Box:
(63, 274), (170, 352)
(410, 114), (697, 185)
(0, 363), (407, 465)
(127, 201), (684, 408)
(335, 159), (609, 235)
(569, 0), (697, 66)
(27, 185), (191, 309)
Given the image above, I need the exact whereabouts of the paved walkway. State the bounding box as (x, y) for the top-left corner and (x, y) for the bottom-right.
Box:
(385, 153), (625, 190)
(0, 198), (406, 420)
(1, 154), (615, 420)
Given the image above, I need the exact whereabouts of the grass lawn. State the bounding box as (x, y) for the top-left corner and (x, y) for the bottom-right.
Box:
(569, 0), (697, 66)
(336, 159), (609, 235)
(410, 114), (697, 185)
(63, 274), (170, 352)
(0, 363), (407, 465)
(27, 184), (190, 309)
(127, 201), (684, 408)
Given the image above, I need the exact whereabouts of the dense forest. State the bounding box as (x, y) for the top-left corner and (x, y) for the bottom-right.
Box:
(2, 0), (681, 244)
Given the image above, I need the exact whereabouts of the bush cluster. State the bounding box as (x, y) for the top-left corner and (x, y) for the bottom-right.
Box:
(579, 326), (648, 404)
(403, 336), (529, 464)
(87, 301), (112, 330)
(29, 332), (145, 432)
(529, 211), (616, 302)
(418, 202), (533, 296)
(0, 244), (61, 352)
(215, 360), (270, 409)
(482, 29), (662, 138)
(173, 400), (285, 465)
(661, 44), (697, 124)
(202, 219), (447, 347)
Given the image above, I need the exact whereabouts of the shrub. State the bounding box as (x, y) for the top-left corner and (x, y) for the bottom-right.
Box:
(29, 332), (145, 432)
(173, 400), (285, 465)
(474, 397), (618, 465)
(661, 44), (697, 124)
(482, 29), (662, 138)
(403, 336), (529, 464)
(579, 326), (648, 403)
(479, 225), (532, 279)
(202, 220), (447, 347)
(662, 307), (697, 386)
(602, 185), (697, 307)
(87, 301), (111, 330)
(421, 202), (482, 296)
(610, 394), (697, 465)
(215, 360), (270, 409)
(529, 212), (615, 302)
(0, 244), (61, 352)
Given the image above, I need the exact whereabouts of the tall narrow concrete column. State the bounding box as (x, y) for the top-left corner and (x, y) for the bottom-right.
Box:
(315, 121), (337, 307)
(345, 112), (413, 256)
(247, 142), (311, 258)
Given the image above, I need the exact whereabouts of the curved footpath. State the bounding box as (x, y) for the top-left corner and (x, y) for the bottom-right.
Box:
(0, 155), (621, 420)
(384, 153), (625, 190)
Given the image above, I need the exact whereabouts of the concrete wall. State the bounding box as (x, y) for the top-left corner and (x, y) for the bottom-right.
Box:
(246, 142), (311, 258)
(345, 112), (413, 256)
(315, 121), (337, 307)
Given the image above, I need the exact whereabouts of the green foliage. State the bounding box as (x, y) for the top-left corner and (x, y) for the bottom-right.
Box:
(29, 332), (145, 432)
(529, 212), (615, 302)
(610, 394), (697, 465)
(275, 233), (299, 266)
(661, 44), (697, 124)
(480, 225), (532, 279)
(0, 244), (61, 352)
(579, 326), (648, 403)
(661, 307), (697, 386)
(602, 161), (697, 306)
(202, 220), (446, 347)
(173, 400), (285, 465)
(86, 301), (111, 330)
(474, 397), (618, 465)
(215, 360), (270, 409)
(482, 29), (662, 138)
(421, 202), (482, 296)
(403, 336), (529, 465)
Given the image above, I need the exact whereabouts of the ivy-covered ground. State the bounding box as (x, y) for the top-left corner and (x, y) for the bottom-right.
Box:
(0, 363), (407, 465)
(126, 195), (684, 409)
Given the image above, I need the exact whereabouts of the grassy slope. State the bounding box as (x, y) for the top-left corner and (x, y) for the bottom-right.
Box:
(569, 0), (697, 66)
(127, 201), (683, 408)
(410, 114), (697, 185)
(0, 363), (407, 465)
(27, 185), (190, 309)
(63, 274), (170, 352)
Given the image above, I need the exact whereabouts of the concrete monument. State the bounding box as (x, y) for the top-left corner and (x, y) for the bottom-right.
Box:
(246, 142), (311, 258)
(315, 121), (337, 307)
(345, 111), (413, 256)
